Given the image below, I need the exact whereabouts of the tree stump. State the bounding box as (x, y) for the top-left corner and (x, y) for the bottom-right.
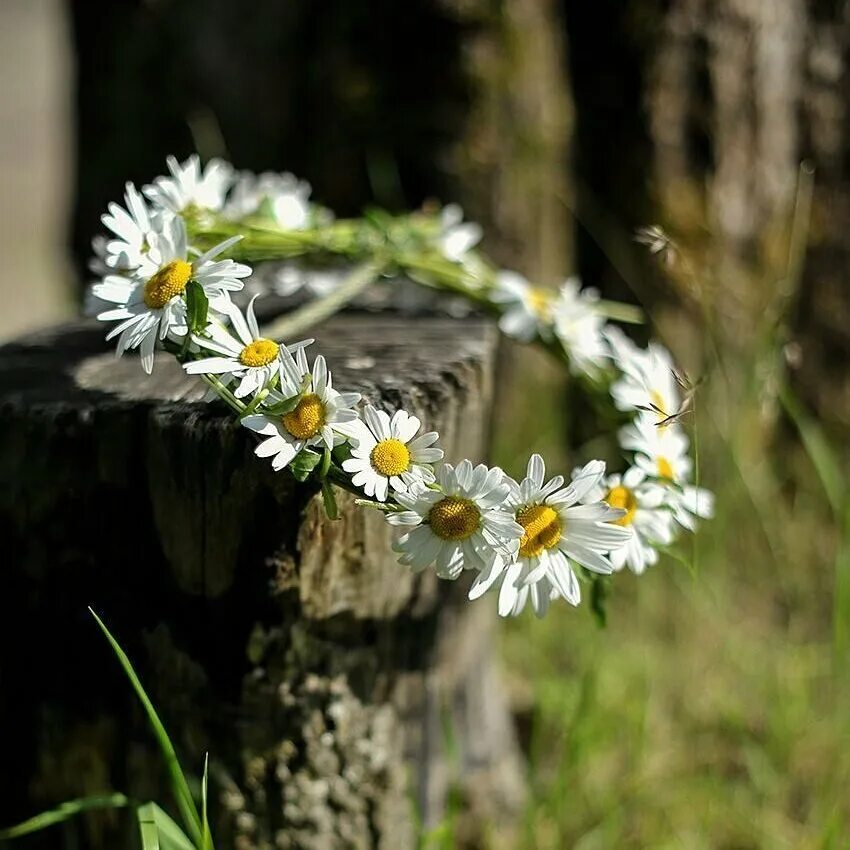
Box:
(0, 312), (524, 850)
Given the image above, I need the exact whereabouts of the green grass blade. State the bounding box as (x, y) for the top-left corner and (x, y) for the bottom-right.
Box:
(137, 803), (197, 850)
(778, 384), (844, 515)
(778, 388), (850, 661)
(834, 505), (850, 663)
(0, 794), (129, 839)
(137, 803), (162, 850)
(200, 754), (214, 850)
(89, 609), (203, 846)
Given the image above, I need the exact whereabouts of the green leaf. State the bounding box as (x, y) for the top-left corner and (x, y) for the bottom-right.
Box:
(290, 449), (321, 482)
(332, 443), (352, 464)
(200, 755), (214, 850)
(261, 395), (301, 416)
(89, 609), (203, 846)
(362, 207), (393, 233)
(185, 280), (209, 335)
(589, 575), (608, 629)
(321, 481), (339, 520)
(254, 197), (277, 221)
(0, 794), (129, 839)
(319, 447), (332, 480)
(137, 804), (196, 850)
(834, 503), (850, 661)
(137, 803), (161, 850)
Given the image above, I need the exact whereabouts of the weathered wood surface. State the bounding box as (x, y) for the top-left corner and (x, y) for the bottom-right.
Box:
(0, 313), (524, 849)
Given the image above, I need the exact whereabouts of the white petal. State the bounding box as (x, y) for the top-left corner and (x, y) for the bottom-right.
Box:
(526, 454), (545, 488)
(241, 415), (281, 437)
(498, 562), (524, 617)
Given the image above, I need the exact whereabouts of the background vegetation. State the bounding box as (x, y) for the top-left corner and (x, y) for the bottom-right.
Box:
(492, 228), (850, 848)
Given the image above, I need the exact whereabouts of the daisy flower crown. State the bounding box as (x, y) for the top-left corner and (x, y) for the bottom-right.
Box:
(87, 154), (714, 621)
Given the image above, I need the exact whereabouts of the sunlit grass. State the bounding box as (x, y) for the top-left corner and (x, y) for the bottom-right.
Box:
(499, 494), (850, 848)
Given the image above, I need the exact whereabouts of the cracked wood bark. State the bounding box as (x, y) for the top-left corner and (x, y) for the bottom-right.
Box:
(0, 313), (524, 850)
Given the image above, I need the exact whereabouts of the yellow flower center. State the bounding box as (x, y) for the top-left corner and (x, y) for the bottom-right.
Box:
(370, 438), (411, 477)
(239, 338), (280, 368)
(650, 389), (667, 415)
(282, 393), (325, 440)
(143, 259), (192, 309)
(428, 497), (481, 541)
(605, 485), (637, 526)
(528, 287), (553, 320)
(657, 456), (674, 480)
(516, 504), (562, 558)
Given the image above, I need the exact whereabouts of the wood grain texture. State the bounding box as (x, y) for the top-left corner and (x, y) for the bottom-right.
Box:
(0, 313), (524, 850)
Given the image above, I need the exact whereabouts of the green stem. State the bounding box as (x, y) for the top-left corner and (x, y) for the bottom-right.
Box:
(202, 375), (246, 414)
(354, 499), (397, 512)
(260, 259), (387, 340)
(242, 385), (271, 417)
(595, 299), (644, 324)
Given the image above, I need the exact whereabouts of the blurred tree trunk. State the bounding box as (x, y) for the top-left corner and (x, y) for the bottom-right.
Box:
(444, 0), (573, 281)
(567, 0), (850, 429)
(645, 0), (850, 497)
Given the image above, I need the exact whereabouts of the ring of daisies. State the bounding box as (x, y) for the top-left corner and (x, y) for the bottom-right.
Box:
(87, 155), (714, 620)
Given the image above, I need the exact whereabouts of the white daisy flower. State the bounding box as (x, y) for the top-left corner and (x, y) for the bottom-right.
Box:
(606, 326), (680, 422)
(224, 170), (312, 231)
(341, 405), (443, 502)
(602, 323), (641, 362)
(469, 455), (631, 618)
(583, 466), (676, 574)
(670, 485), (716, 531)
(144, 155), (233, 215)
(84, 238), (114, 317)
(101, 182), (159, 271)
(437, 204), (483, 264)
(386, 460), (523, 579)
(274, 264), (348, 298)
(492, 572), (559, 619)
(490, 270), (556, 342)
(273, 264), (307, 297)
(88, 235), (111, 277)
(86, 212), (155, 318)
(620, 414), (714, 531)
(620, 413), (691, 483)
(241, 350), (360, 471)
(184, 296), (313, 398)
(93, 216), (250, 374)
(84, 284), (107, 319)
(271, 181), (312, 231)
(553, 278), (609, 378)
